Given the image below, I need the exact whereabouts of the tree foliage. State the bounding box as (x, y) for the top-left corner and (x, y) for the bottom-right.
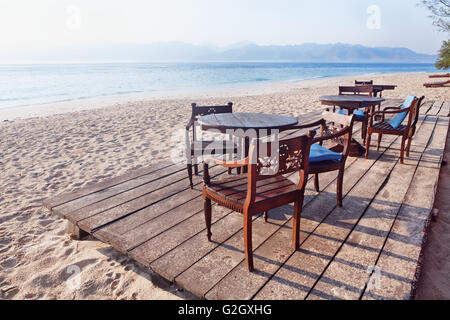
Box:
(420, 0), (450, 69)
(421, 0), (450, 32)
(436, 40), (450, 69)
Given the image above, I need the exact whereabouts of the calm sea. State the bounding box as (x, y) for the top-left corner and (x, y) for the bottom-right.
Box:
(0, 62), (438, 110)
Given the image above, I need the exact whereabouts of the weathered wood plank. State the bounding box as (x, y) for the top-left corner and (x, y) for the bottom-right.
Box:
(253, 131), (413, 300)
(130, 206), (239, 267)
(306, 116), (438, 300)
(362, 117), (449, 300)
(53, 164), (185, 218)
(207, 132), (401, 300)
(43, 162), (176, 209)
(438, 101), (450, 117)
(76, 167), (226, 233)
(419, 101), (434, 116)
(151, 156), (358, 286)
(427, 101), (443, 116)
(58, 168), (189, 225)
(177, 132), (395, 300)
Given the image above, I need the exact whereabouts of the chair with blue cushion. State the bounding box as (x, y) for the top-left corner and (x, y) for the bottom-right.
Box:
(337, 85), (375, 143)
(285, 111), (355, 207)
(365, 96), (425, 164)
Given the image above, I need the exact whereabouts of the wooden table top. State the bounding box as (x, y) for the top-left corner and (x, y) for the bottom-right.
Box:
(320, 95), (385, 109)
(198, 112), (298, 131)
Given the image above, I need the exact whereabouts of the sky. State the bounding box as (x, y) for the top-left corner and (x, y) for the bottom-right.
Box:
(0, 0), (447, 56)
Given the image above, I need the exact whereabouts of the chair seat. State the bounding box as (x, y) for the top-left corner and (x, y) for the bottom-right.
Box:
(371, 122), (407, 132)
(205, 174), (299, 212)
(337, 109), (366, 120)
(309, 144), (342, 163)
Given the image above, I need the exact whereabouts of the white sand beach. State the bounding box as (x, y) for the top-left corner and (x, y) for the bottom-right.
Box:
(0, 73), (449, 300)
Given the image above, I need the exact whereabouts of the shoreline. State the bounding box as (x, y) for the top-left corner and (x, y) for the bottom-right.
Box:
(0, 71), (433, 122)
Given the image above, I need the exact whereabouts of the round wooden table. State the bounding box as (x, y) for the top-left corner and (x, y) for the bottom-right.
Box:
(199, 113), (298, 172)
(320, 95), (385, 157)
(198, 112), (298, 133)
(320, 95), (385, 111)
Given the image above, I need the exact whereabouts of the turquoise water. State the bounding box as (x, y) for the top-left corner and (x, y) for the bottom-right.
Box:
(0, 62), (438, 109)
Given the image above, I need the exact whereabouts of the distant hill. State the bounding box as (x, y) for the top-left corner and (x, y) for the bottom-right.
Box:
(2, 42), (436, 63)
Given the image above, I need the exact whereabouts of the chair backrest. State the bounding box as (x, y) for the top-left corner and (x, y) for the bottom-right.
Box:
(355, 80), (373, 86)
(389, 95), (417, 129)
(319, 111), (355, 158)
(411, 96), (425, 130)
(192, 102), (233, 118)
(339, 85), (373, 96)
(190, 102), (233, 140)
(245, 131), (316, 206)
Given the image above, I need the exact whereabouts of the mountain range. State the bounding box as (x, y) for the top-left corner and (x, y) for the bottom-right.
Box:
(3, 42), (436, 63)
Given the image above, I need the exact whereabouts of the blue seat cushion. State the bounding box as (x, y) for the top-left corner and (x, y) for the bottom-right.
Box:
(337, 109), (365, 120)
(309, 144), (342, 163)
(389, 95), (416, 129)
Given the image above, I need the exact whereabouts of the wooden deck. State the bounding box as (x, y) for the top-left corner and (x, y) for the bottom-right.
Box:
(43, 99), (450, 300)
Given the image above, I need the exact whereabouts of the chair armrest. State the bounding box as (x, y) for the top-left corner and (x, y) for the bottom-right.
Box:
(383, 106), (402, 112)
(313, 126), (352, 145)
(186, 117), (195, 130)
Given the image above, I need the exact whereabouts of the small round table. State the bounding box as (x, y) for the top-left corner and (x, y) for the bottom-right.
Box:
(320, 95), (385, 157)
(198, 113), (299, 172)
(198, 112), (299, 133)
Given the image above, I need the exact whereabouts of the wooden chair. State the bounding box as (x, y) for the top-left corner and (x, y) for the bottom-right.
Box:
(186, 103), (239, 188)
(284, 111), (355, 207)
(365, 95), (425, 164)
(202, 131), (316, 272)
(337, 85), (374, 143)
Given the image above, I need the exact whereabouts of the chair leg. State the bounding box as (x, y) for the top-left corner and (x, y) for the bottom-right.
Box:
(244, 210), (254, 272)
(314, 174), (320, 192)
(365, 133), (372, 159)
(264, 211), (269, 223)
(406, 136), (413, 157)
(204, 198), (212, 241)
(292, 196), (304, 251)
(377, 134), (382, 151)
(400, 136), (407, 165)
(228, 168), (232, 175)
(237, 167), (242, 175)
(362, 119), (368, 143)
(337, 168), (344, 208)
(194, 164), (199, 176)
(187, 164), (194, 189)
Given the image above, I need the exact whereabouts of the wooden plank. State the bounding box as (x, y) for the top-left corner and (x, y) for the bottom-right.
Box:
(253, 129), (416, 300)
(305, 115), (438, 300)
(58, 168), (190, 224)
(130, 207), (240, 268)
(419, 101), (434, 116)
(362, 117), (449, 300)
(438, 101), (450, 117)
(150, 157), (359, 285)
(427, 101), (443, 116)
(176, 131), (396, 300)
(76, 166), (225, 233)
(94, 193), (204, 252)
(53, 164), (185, 218)
(206, 132), (401, 300)
(43, 162), (176, 209)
